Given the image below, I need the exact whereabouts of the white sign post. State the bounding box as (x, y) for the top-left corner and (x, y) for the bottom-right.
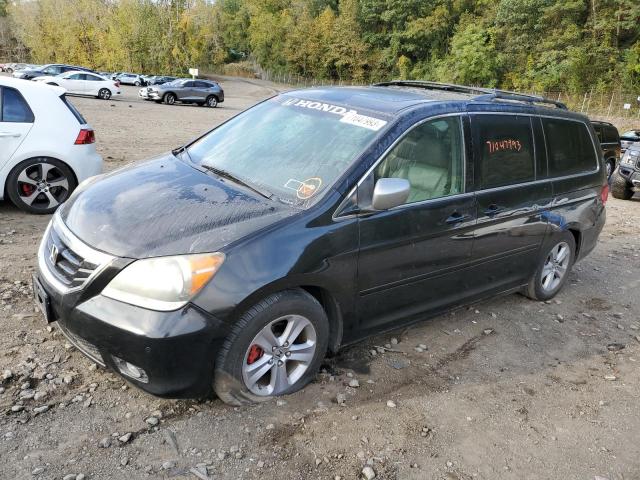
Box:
(188, 68), (199, 79)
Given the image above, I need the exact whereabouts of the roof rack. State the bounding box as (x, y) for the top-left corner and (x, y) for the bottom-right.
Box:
(474, 92), (568, 110)
(374, 80), (493, 96)
(374, 80), (568, 110)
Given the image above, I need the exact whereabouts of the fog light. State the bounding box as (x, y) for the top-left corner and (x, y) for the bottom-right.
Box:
(112, 356), (149, 383)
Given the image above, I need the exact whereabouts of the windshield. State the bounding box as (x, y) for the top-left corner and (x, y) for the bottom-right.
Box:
(186, 97), (388, 205)
(621, 131), (640, 140)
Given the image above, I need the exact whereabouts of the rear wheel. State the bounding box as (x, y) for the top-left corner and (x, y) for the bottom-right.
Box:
(605, 159), (615, 180)
(524, 232), (575, 301)
(6, 158), (77, 214)
(205, 95), (218, 108)
(98, 88), (111, 100)
(134, 81), (141, 86)
(611, 172), (634, 200)
(214, 289), (329, 406)
(164, 93), (176, 105)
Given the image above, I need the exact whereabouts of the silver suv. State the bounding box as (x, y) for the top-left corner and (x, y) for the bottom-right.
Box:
(143, 79), (224, 107)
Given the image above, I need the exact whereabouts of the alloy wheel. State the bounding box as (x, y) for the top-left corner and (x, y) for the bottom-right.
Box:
(207, 96), (217, 108)
(16, 162), (70, 210)
(242, 315), (317, 396)
(540, 241), (570, 293)
(99, 88), (111, 100)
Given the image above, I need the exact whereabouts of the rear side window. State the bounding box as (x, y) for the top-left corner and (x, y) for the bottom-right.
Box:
(543, 119), (597, 177)
(472, 115), (535, 189)
(59, 95), (86, 124)
(604, 126), (619, 143)
(1, 87), (34, 123)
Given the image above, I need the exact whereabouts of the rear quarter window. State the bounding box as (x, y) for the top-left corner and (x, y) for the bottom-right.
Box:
(1, 87), (34, 123)
(543, 119), (598, 177)
(604, 125), (619, 143)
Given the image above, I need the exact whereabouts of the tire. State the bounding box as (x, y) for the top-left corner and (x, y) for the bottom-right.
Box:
(205, 95), (218, 108)
(134, 81), (141, 86)
(524, 232), (575, 301)
(164, 93), (176, 105)
(214, 289), (329, 406)
(610, 172), (634, 200)
(605, 159), (615, 180)
(6, 158), (77, 214)
(98, 88), (111, 100)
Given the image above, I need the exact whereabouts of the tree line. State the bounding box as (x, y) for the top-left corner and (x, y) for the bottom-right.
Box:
(2, 0), (640, 93)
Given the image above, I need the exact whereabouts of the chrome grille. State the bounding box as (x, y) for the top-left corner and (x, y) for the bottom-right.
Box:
(38, 212), (115, 295)
(44, 228), (98, 289)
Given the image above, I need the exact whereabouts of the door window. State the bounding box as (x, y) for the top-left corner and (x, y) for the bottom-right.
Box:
(1, 87), (35, 123)
(472, 115), (535, 188)
(85, 74), (102, 81)
(374, 116), (464, 203)
(67, 73), (84, 80)
(543, 119), (598, 176)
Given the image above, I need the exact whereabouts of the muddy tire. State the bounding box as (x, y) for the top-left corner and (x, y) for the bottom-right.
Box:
(524, 232), (575, 301)
(213, 289), (329, 406)
(610, 173), (634, 200)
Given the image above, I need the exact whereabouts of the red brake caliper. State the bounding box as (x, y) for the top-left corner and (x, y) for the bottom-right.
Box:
(21, 183), (35, 196)
(247, 345), (264, 365)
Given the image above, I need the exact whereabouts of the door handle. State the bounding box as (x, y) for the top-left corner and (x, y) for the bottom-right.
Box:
(484, 204), (505, 216)
(0, 132), (21, 138)
(445, 212), (471, 224)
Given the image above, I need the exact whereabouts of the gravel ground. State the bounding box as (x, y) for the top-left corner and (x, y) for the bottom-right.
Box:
(1, 75), (639, 480)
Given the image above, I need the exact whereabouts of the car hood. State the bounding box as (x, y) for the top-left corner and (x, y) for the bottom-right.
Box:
(60, 155), (297, 259)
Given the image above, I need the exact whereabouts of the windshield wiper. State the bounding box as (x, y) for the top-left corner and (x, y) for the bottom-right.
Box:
(200, 164), (273, 200)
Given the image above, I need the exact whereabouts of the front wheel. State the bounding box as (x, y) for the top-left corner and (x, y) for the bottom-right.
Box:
(214, 289), (329, 406)
(98, 88), (111, 100)
(6, 158), (77, 214)
(524, 232), (575, 301)
(164, 93), (176, 105)
(611, 173), (634, 200)
(134, 81), (141, 86)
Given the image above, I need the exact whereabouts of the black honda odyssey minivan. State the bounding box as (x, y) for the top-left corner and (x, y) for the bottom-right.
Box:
(33, 81), (607, 405)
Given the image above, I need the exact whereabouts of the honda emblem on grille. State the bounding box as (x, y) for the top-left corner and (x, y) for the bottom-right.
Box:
(49, 244), (59, 265)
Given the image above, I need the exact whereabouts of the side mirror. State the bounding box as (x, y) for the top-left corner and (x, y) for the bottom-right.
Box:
(371, 178), (410, 210)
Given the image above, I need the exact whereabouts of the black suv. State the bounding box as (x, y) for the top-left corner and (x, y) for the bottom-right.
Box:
(591, 121), (620, 179)
(33, 82), (607, 404)
(13, 64), (95, 80)
(611, 143), (640, 200)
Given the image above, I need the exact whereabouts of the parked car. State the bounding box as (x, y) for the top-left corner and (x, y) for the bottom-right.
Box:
(145, 79), (224, 107)
(33, 71), (121, 100)
(0, 76), (102, 214)
(33, 82), (606, 404)
(3, 63), (30, 73)
(13, 64), (95, 80)
(591, 120), (620, 179)
(116, 73), (144, 86)
(620, 129), (640, 153)
(145, 75), (177, 86)
(610, 143), (640, 200)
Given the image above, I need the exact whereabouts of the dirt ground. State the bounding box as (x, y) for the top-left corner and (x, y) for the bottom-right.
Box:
(1, 75), (639, 480)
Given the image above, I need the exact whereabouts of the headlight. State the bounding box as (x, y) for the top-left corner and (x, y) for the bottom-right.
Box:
(102, 253), (225, 311)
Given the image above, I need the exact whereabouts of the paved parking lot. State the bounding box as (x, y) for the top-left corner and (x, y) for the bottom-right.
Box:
(1, 76), (639, 480)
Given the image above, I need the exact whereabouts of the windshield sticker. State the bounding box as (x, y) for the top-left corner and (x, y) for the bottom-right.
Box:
(339, 111), (388, 131)
(284, 177), (323, 199)
(282, 98), (387, 131)
(486, 139), (522, 154)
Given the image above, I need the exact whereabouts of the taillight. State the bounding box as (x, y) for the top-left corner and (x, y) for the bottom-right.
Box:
(75, 129), (95, 145)
(115, 80), (120, 87)
(601, 183), (609, 204)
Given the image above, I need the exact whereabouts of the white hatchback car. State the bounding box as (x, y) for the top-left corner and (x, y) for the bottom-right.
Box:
(0, 77), (103, 214)
(33, 71), (121, 100)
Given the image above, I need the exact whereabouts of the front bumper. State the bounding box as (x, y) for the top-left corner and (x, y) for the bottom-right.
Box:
(617, 165), (640, 190)
(35, 218), (231, 398)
